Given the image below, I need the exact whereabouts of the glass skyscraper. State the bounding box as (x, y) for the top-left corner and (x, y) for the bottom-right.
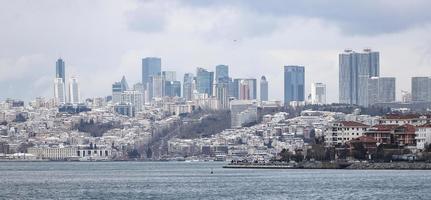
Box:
(412, 77), (431, 102)
(142, 57), (161, 89)
(284, 65), (305, 104)
(215, 65), (229, 83)
(56, 58), (65, 83)
(367, 77), (395, 106)
(196, 68), (214, 96)
(339, 49), (379, 106)
(183, 73), (194, 101)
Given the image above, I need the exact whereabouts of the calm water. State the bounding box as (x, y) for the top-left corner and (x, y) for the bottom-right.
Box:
(0, 162), (430, 200)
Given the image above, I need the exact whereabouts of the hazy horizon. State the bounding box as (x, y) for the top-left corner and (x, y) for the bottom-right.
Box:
(1, 0), (431, 103)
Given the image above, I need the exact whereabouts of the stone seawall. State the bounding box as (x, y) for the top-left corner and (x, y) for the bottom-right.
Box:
(224, 162), (431, 170)
(346, 162), (431, 170)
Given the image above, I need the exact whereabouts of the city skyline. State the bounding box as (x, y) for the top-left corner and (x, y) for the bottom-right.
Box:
(1, 1), (431, 103)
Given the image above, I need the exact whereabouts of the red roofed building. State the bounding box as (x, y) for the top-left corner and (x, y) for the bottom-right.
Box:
(366, 124), (416, 146)
(325, 121), (369, 146)
(379, 114), (429, 126)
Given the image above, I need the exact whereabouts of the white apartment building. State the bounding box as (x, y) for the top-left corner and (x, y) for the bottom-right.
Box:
(325, 121), (369, 146)
(416, 124), (431, 150)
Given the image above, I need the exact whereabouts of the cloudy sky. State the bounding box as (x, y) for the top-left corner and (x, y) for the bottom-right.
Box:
(1, 0), (431, 103)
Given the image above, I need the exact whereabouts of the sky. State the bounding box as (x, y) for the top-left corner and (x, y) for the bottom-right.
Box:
(1, 0), (431, 103)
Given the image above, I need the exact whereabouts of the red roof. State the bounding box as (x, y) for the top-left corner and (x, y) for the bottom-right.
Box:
(381, 114), (421, 120)
(340, 121), (368, 127)
(417, 123), (431, 128)
(370, 124), (399, 131)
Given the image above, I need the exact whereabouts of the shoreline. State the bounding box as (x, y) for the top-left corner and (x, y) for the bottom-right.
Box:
(223, 162), (431, 170)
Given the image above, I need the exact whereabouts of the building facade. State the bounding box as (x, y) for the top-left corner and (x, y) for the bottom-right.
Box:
(284, 65), (305, 104)
(368, 77), (396, 106)
(412, 77), (431, 102)
(310, 82), (326, 105)
(260, 76), (268, 101)
(196, 68), (214, 96)
(339, 49), (379, 106)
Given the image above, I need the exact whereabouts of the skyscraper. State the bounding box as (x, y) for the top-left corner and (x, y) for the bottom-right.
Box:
(151, 74), (164, 99)
(68, 76), (80, 104)
(367, 77), (395, 106)
(233, 78), (257, 100)
(412, 77), (431, 102)
(56, 58), (65, 83)
(142, 57), (161, 89)
(112, 76), (129, 104)
(183, 73), (194, 101)
(284, 65), (305, 104)
(310, 82), (326, 105)
(215, 65), (229, 83)
(196, 68), (214, 96)
(260, 76), (268, 101)
(165, 81), (181, 97)
(216, 82), (230, 109)
(54, 78), (66, 105)
(339, 49), (379, 106)
(162, 71), (176, 82)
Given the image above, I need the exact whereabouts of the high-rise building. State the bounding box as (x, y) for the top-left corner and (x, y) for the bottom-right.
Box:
(183, 73), (194, 101)
(310, 82), (326, 105)
(367, 77), (396, 106)
(339, 49), (379, 106)
(121, 90), (144, 111)
(142, 57), (161, 89)
(233, 78), (257, 100)
(165, 81), (181, 97)
(412, 77), (431, 102)
(196, 68), (214, 96)
(216, 65), (229, 83)
(151, 74), (164, 99)
(56, 58), (66, 83)
(112, 82), (123, 103)
(216, 82), (230, 109)
(284, 66), (305, 104)
(162, 71), (176, 82)
(54, 78), (66, 105)
(120, 76), (129, 91)
(260, 76), (268, 101)
(68, 77), (80, 104)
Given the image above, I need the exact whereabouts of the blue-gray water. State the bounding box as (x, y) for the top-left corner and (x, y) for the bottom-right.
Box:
(1, 162), (430, 200)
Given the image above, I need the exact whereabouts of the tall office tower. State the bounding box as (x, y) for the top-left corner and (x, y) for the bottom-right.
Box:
(412, 77), (431, 102)
(121, 90), (144, 111)
(284, 65), (305, 104)
(162, 71), (176, 82)
(216, 82), (230, 109)
(68, 76), (80, 104)
(233, 78), (257, 100)
(183, 73), (194, 101)
(196, 68), (214, 96)
(165, 81), (181, 97)
(56, 58), (66, 83)
(260, 76), (268, 101)
(142, 57), (161, 89)
(112, 82), (123, 103)
(54, 78), (66, 105)
(215, 65), (229, 83)
(368, 77), (396, 106)
(120, 76), (129, 91)
(339, 49), (379, 106)
(133, 83), (144, 93)
(310, 82), (326, 105)
(151, 74), (164, 98)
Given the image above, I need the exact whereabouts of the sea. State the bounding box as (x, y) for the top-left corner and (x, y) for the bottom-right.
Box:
(0, 161), (430, 200)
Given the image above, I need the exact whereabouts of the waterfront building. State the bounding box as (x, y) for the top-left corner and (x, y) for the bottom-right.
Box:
(416, 124), (431, 150)
(339, 49), (379, 106)
(260, 76), (268, 101)
(310, 82), (326, 105)
(411, 77), (431, 102)
(324, 121), (369, 146)
(284, 66), (305, 104)
(196, 68), (214, 96)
